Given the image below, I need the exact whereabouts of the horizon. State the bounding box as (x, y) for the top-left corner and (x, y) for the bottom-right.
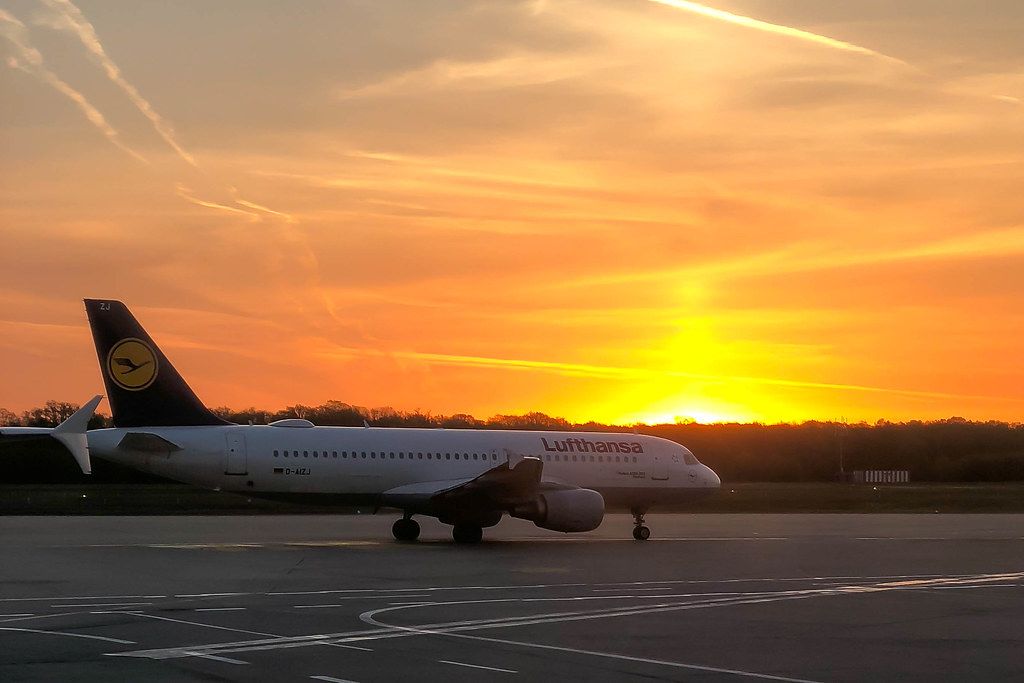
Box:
(3, 1), (1023, 424)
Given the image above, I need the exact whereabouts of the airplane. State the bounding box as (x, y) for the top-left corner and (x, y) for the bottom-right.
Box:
(17, 299), (722, 543)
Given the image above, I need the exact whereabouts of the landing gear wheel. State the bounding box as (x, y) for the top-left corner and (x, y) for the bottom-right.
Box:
(631, 509), (650, 541)
(392, 517), (420, 542)
(452, 523), (483, 544)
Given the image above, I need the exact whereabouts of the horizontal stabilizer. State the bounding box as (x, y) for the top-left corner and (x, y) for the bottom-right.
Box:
(52, 395), (103, 475)
(117, 432), (183, 454)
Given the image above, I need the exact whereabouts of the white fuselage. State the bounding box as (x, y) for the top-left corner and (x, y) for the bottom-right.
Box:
(85, 424), (720, 512)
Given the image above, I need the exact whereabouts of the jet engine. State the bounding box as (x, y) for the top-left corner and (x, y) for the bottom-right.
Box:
(512, 488), (604, 532)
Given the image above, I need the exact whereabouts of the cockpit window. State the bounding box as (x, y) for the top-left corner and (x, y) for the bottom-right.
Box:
(682, 450), (699, 465)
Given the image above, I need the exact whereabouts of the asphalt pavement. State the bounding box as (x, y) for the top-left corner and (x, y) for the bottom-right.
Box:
(1, 513), (1022, 682)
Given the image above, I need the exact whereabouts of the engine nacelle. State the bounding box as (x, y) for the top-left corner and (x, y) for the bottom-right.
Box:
(512, 488), (604, 533)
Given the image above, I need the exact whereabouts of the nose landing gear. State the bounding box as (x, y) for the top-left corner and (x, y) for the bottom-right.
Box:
(392, 514), (421, 542)
(631, 509), (651, 541)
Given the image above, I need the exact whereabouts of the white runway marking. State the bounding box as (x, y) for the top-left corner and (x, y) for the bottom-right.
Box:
(439, 659), (517, 673)
(50, 602), (154, 608)
(321, 642), (373, 652)
(110, 611), (277, 637)
(0, 627), (135, 645)
(444, 634), (815, 683)
(0, 614), (34, 617)
(310, 675), (359, 683)
(295, 596), (431, 607)
(175, 592), (247, 598)
(0, 594), (165, 603)
(183, 651), (248, 665)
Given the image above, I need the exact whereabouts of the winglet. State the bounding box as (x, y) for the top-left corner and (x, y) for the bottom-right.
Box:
(52, 395), (102, 475)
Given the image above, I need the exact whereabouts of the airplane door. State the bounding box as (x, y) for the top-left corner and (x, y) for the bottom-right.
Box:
(224, 432), (248, 475)
(650, 454), (669, 481)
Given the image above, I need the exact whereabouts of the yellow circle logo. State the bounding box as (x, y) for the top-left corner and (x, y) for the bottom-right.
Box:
(107, 338), (158, 391)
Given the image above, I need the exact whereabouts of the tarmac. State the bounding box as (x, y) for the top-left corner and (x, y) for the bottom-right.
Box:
(1, 513), (1022, 682)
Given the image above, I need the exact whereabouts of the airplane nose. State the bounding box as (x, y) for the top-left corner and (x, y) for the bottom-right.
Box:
(704, 465), (721, 488)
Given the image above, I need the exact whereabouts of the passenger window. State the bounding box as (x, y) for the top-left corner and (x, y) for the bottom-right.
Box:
(454, 454), (460, 460)
(615, 456), (620, 463)
(273, 450), (278, 457)
(589, 456), (595, 462)
(333, 451), (338, 458)
(492, 454), (497, 460)
(545, 455), (551, 461)
(303, 451), (308, 458)
(633, 456), (638, 463)
(361, 452), (367, 459)
(313, 452), (318, 458)
(572, 455), (577, 462)
(390, 452), (395, 459)
(446, 453), (451, 460)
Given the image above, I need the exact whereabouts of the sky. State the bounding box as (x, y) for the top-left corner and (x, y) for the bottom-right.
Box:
(1, 0), (1023, 425)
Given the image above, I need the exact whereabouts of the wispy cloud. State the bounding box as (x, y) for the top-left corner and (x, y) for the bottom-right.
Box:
(35, 0), (197, 167)
(0, 9), (147, 163)
(319, 345), (999, 403)
(648, 0), (906, 66)
(175, 184), (260, 221)
(229, 188), (296, 223)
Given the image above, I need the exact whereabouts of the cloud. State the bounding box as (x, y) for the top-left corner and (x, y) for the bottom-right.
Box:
(648, 0), (907, 66)
(35, 0), (197, 167)
(318, 344), (1002, 403)
(175, 184), (260, 221)
(0, 9), (147, 163)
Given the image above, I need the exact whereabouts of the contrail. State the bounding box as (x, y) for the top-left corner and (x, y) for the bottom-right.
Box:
(36, 0), (198, 166)
(0, 9), (146, 163)
(648, 0), (905, 65)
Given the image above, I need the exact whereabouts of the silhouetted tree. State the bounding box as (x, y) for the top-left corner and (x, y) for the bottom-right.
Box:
(21, 400), (79, 427)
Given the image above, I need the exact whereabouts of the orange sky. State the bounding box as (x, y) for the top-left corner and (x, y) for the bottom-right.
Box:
(2, 0), (1023, 424)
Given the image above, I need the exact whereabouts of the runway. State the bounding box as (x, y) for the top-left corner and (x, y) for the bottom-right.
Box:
(1, 514), (1022, 682)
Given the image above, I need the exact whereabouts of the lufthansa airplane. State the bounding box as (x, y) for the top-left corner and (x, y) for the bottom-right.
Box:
(11, 300), (721, 543)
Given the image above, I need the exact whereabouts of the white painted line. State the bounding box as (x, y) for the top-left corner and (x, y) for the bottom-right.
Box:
(439, 659), (517, 674)
(446, 634), (815, 682)
(0, 627), (135, 645)
(311, 675), (359, 683)
(0, 595), (165, 603)
(51, 602), (154, 608)
(114, 612), (277, 637)
(322, 643), (374, 652)
(295, 596), (430, 608)
(175, 592), (247, 598)
(183, 651), (249, 665)
(195, 608), (246, 612)
(0, 614), (34, 618)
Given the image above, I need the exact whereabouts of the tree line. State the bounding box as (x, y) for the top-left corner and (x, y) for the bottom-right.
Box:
(2, 400), (1023, 482)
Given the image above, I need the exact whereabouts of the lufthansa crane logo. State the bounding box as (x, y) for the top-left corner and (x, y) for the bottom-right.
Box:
(107, 338), (158, 391)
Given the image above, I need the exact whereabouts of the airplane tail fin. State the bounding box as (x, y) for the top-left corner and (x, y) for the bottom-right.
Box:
(52, 395), (103, 474)
(83, 300), (231, 428)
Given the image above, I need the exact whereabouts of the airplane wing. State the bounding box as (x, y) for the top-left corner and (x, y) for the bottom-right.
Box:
(380, 457), (547, 514)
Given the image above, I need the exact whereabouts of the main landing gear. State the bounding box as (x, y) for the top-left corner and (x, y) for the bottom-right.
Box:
(392, 514), (420, 542)
(452, 523), (483, 544)
(632, 509), (651, 541)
